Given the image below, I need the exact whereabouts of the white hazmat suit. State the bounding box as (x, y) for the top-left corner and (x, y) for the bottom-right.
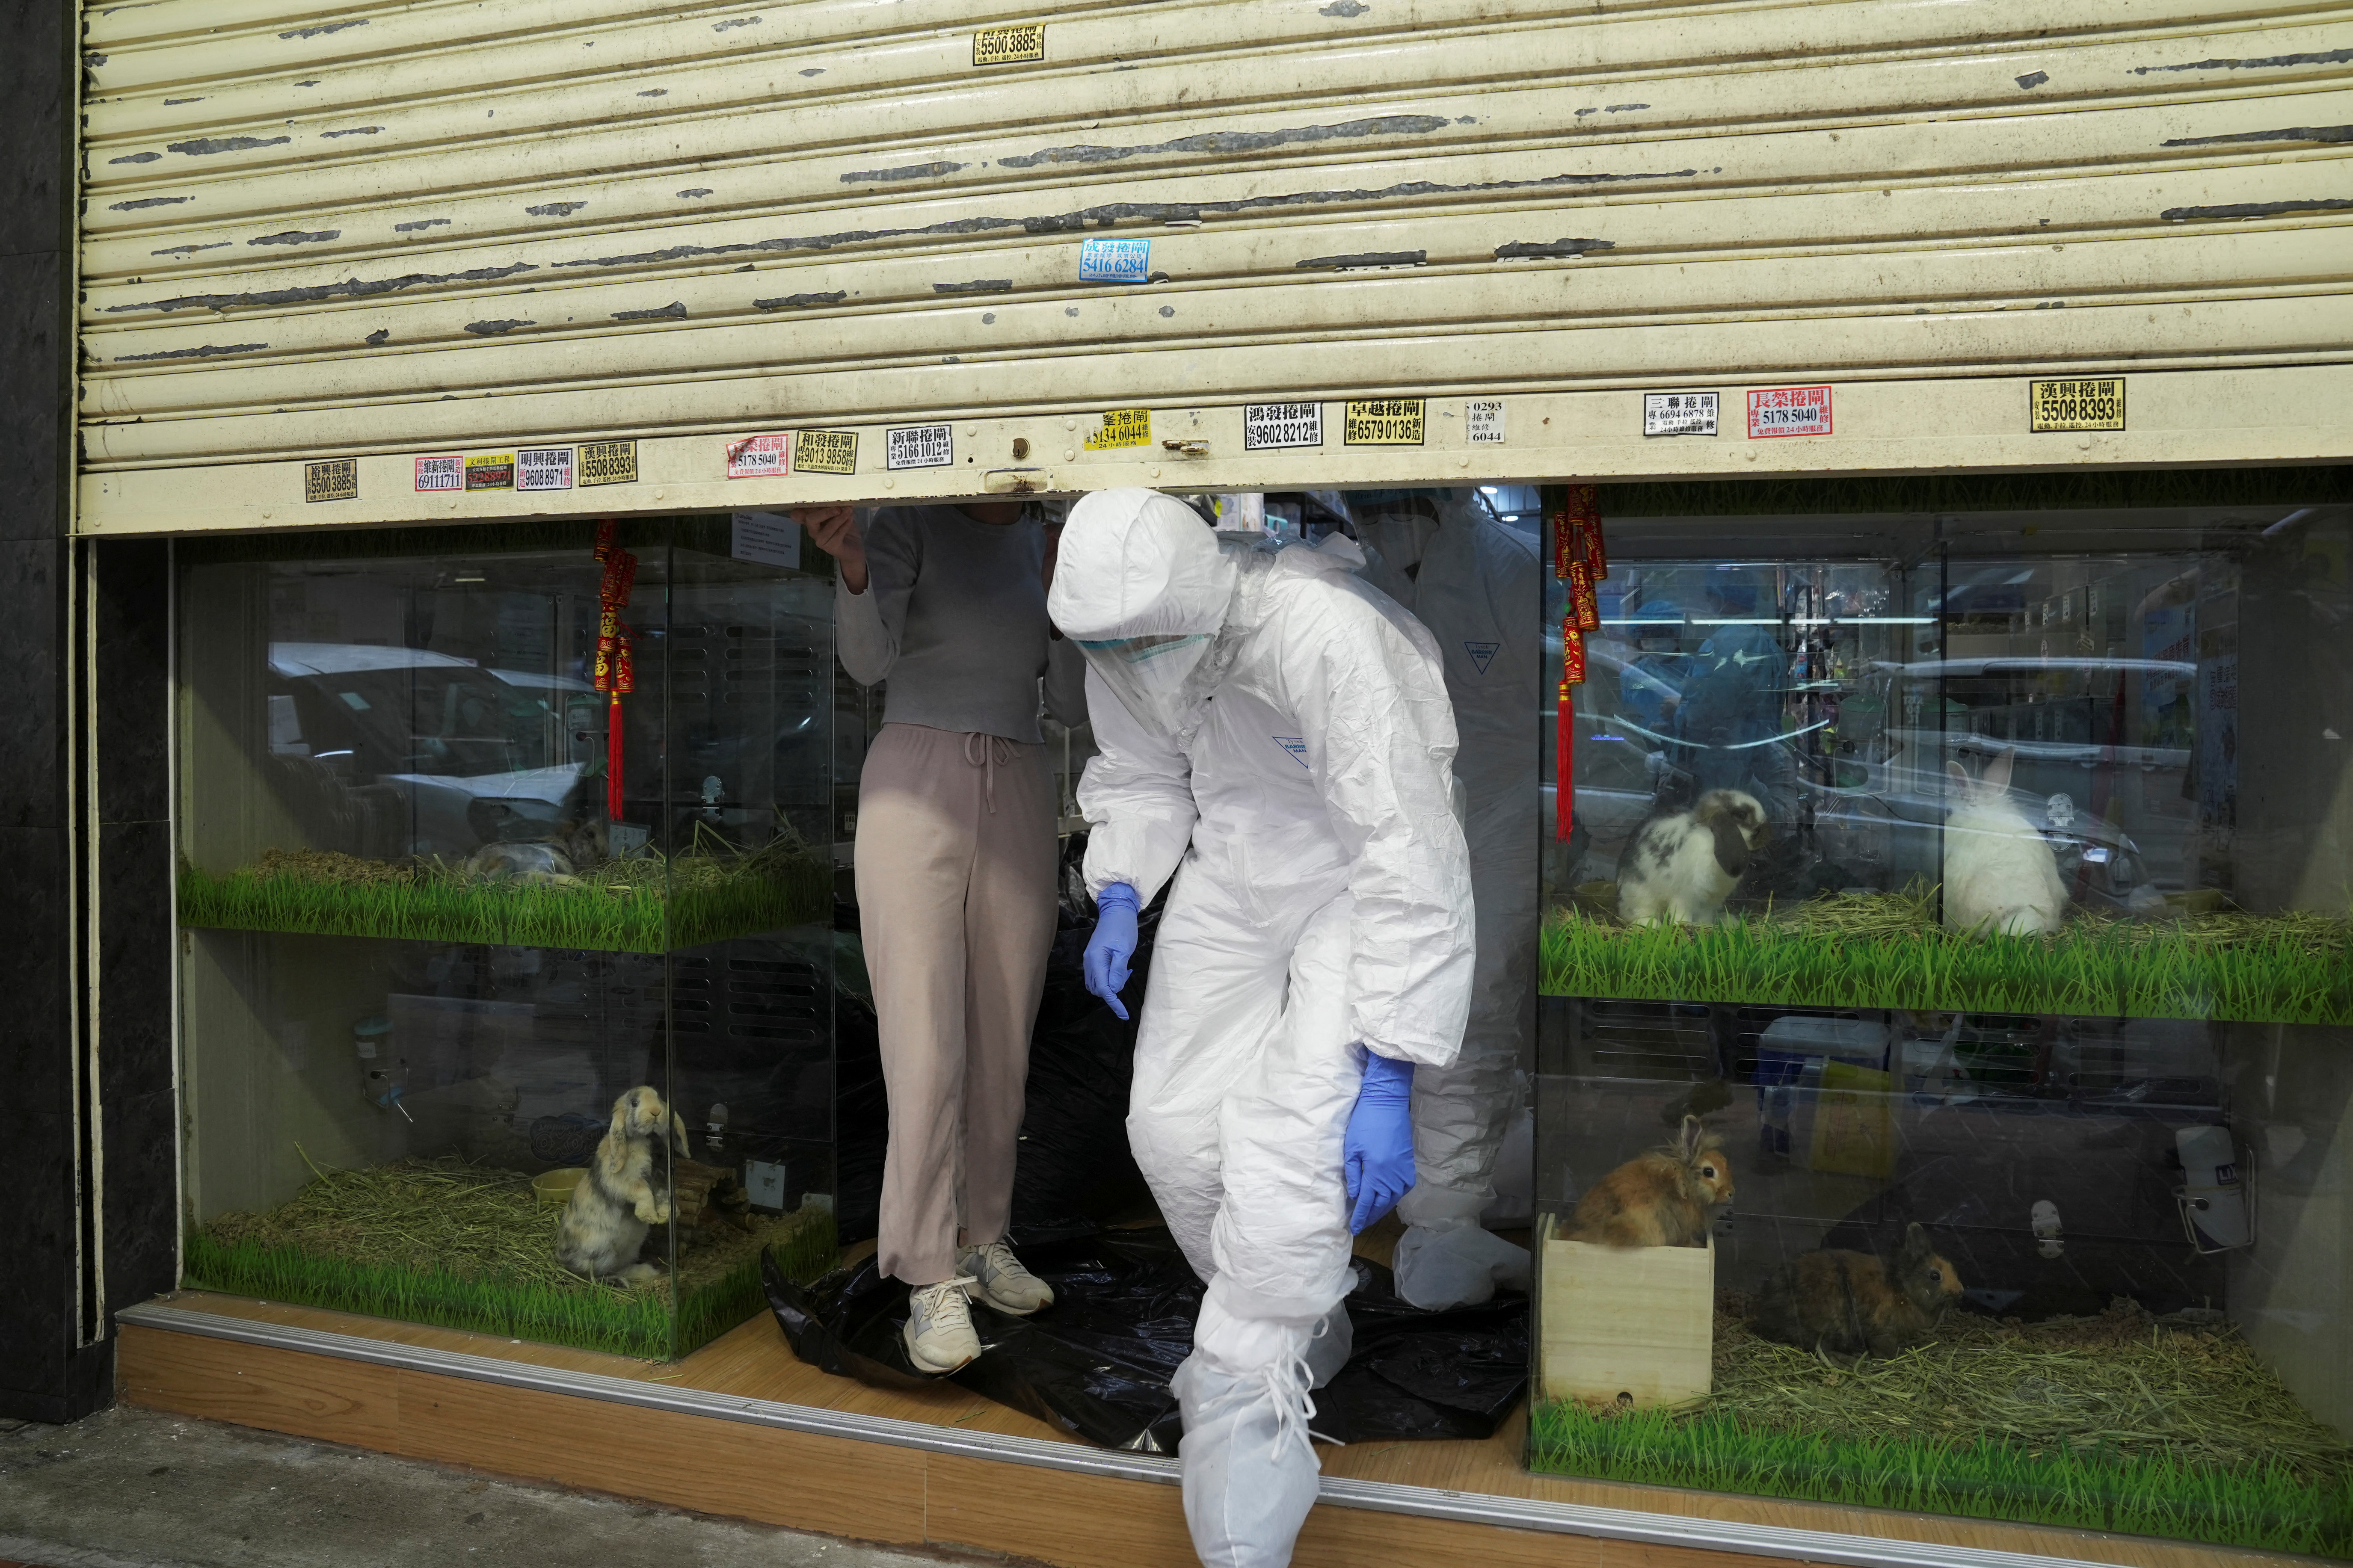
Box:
(1051, 490), (1473, 1568)
(1357, 491), (1542, 1310)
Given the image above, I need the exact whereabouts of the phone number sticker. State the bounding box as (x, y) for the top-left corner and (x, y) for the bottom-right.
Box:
(1747, 385), (1832, 438)
(415, 454), (462, 491)
(1078, 237), (1151, 284)
(973, 22), (1045, 65)
(886, 424), (953, 469)
(517, 447), (573, 491)
(1242, 402), (1322, 450)
(793, 429), (859, 475)
(579, 439), (638, 487)
(1343, 398), (1425, 445)
(465, 453), (515, 490)
(1085, 408), (1152, 451)
(2030, 378), (2125, 432)
(1644, 391), (1719, 437)
(305, 458), (357, 503)
(726, 433), (790, 478)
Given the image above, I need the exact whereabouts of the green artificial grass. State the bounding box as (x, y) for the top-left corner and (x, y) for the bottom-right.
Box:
(184, 1204), (839, 1361)
(1530, 1400), (2353, 1557)
(183, 1227), (678, 1357)
(1540, 890), (2353, 1025)
(178, 843), (831, 953)
(1531, 1299), (2353, 1557)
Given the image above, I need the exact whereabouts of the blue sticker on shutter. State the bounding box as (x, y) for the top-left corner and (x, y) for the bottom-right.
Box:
(1464, 641), (1500, 675)
(1078, 237), (1152, 283)
(1273, 735), (1310, 769)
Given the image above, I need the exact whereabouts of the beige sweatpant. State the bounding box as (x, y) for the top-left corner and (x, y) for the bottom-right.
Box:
(856, 722), (1060, 1287)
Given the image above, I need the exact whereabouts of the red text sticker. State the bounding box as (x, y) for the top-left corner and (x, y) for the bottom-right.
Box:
(1746, 385), (1833, 438)
(414, 454), (463, 491)
(725, 433), (791, 478)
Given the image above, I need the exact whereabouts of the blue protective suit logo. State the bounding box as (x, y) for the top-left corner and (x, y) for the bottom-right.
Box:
(1273, 736), (1310, 769)
(1463, 640), (1500, 675)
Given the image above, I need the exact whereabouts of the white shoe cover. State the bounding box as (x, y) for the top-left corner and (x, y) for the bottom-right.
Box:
(1172, 1353), (1324, 1568)
(1392, 1222), (1530, 1310)
(1301, 1305), (1352, 1391)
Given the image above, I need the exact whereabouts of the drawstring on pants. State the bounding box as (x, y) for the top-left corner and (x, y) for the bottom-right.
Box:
(963, 731), (1017, 813)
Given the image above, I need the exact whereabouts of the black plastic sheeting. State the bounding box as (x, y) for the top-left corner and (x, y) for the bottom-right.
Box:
(765, 1224), (1527, 1452)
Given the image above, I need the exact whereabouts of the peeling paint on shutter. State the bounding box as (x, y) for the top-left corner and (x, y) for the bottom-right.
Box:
(74, 0), (2353, 531)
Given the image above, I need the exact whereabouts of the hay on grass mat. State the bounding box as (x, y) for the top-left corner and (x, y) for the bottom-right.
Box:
(1540, 882), (2353, 1025)
(179, 821), (830, 952)
(190, 1152), (836, 1358)
(1704, 1296), (2351, 1482)
(1532, 1297), (2353, 1556)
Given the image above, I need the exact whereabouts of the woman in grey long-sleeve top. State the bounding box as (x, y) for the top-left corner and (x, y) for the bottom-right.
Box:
(795, 500), (1085, 1376)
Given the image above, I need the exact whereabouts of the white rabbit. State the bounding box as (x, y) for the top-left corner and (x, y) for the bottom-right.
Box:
(1617, 790), (1769, 926)
(1941, 749), (2067, 936)
(556, 1085), (690, 1286)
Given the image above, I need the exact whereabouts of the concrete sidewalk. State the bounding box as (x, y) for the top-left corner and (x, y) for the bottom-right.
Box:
(0, 1406), (999, 1568)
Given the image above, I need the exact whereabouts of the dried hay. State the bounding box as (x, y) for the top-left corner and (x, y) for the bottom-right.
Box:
(1707, 1295), (2353, 1483)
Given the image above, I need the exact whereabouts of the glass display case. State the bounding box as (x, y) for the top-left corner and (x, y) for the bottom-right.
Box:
(1531, 488), (2353, 1555)
(175, 518), (837, 1358)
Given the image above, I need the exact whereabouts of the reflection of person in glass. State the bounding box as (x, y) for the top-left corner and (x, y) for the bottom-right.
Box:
(1616, 597), (1686, 734)
(1671, 574), (1793, 816)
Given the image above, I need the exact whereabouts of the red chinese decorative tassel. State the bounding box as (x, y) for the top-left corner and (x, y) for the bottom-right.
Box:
(592, 522), (639, 822)
(1550, 485), (1605, 841)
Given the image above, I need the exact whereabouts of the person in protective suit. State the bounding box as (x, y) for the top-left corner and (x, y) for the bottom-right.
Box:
(1050, 489), (1473, 1568)
(1672, 575), (1792, 808)
(1351, 489), (1540, 1311)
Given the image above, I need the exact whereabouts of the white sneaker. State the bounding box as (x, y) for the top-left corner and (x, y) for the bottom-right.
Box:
(903, 1276), (982, 1373)
(957, 1239), (1056, 1316)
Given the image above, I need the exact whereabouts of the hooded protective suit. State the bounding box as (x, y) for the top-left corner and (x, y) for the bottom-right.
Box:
(1052, 489), (1473, 1568)
(1354, 490), (1541, 1310)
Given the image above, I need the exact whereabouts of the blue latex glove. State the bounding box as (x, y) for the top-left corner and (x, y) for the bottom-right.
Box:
(1084, 882), (1140, 1021)
(1344, 1050), (1417, 1234)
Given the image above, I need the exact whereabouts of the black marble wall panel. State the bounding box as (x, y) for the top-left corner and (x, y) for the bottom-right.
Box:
(97, 540), (178, 1319)
(0, 1), (67, 262)
(0, 0), (116, 1423)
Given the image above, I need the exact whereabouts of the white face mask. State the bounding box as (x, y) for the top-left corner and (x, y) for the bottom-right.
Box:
(1076, 631), (1215, 734)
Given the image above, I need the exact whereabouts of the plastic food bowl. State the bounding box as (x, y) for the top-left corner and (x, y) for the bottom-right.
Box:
(533, 1168), (587, 1211)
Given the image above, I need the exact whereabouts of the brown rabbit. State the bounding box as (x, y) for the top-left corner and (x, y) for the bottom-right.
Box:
(1567, 1115), (1734, 1247)
(1749, 1222), (1964, 1361)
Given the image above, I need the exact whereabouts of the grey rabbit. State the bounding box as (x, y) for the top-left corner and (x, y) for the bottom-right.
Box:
(1749, 1222), (1964, 1362)
(555, 1085), (690, 1287)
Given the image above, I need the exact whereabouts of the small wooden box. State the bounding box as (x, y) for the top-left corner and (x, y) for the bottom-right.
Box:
(1538, 1215), (1714, 1409)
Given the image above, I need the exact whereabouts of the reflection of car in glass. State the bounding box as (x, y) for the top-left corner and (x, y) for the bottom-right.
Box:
(1563, 642), (2178, 912)
(267, 642), (596, 858)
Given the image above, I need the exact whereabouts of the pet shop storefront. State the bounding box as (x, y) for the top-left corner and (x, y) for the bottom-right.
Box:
(74, 2), (2353, 1566)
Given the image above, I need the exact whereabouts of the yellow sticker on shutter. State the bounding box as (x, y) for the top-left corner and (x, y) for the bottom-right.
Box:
(304, 458), (358, 503)
(1343, 399), (1426, 445)
(793, 429), (859, 475)
(973, 23), (1046, 65)
(1084, 408), (1152, 450)
(578, 440), (639, 487)
(2029, 378), (2125, 432)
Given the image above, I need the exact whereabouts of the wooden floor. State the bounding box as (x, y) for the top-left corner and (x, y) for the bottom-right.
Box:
(116, 1283), (2310, 1568)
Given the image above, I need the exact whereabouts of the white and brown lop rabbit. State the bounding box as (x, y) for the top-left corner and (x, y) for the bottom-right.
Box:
(1616, 790), (1769, 927)
(1941, 748), (2067, 936)
(556, 1085), (691, 1286)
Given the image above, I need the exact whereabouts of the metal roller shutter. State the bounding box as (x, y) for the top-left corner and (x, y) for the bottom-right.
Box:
(76, 0), (2353, 531)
